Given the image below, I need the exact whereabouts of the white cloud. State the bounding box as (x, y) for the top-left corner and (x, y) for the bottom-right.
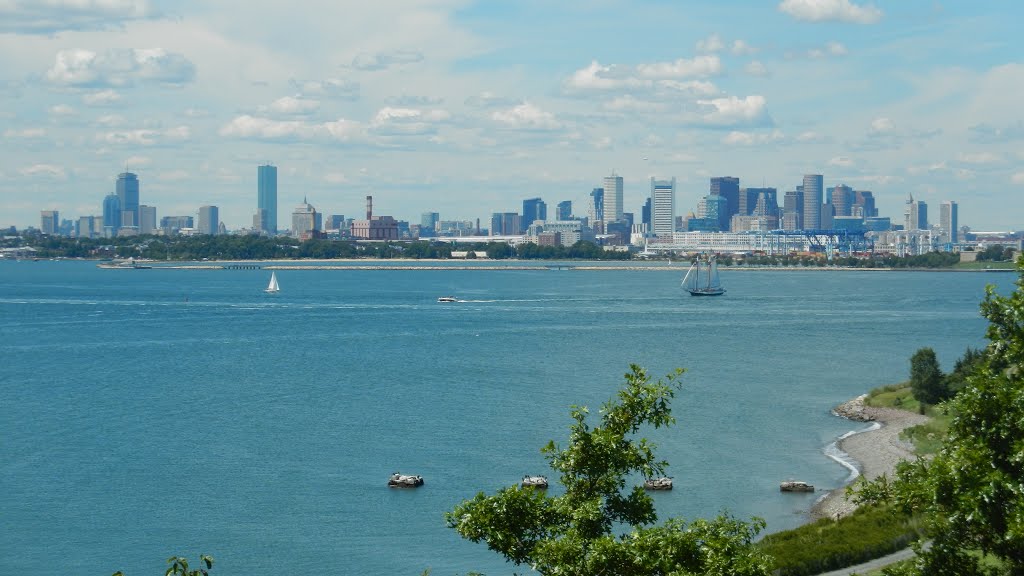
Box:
(491, 103), (561, 130)
(807, 41), (847, 59)
(957, 152), (1001, 165)
(778, 0), (882, 24)
(658, 80), (720, 97)
(371, 106), (451, 136)
(95, 114), (124, 126)
(745, 61), (769, 76)
(3, 128), (45, 138)
(49, 104), (75, 116)
(351, 49), (424, 71)
(796, 131), (824, 142)
(731, 40), (758, 55)
(291, 78), (360, 101)
(1012, 172), (1024, 185)
(829, 156), (855, 167)
(267, 95), (320, 115)
(697, 95), (770, 126)
(636, 56), (721, 79)
(696, 34), (724, 53)
(219, 115), (363, 143)
(46, 48), (196, 88)
(722, 130), (784, 146)
(0, 0), (154, 34)
(870, 117), (894, 134)
(603, 96), (666, 113)
(593, 136), (613, 150)
(324, 172), (349, 184)
(82, 89), (121, 106)
(566, 56), (720, 93)
(20, 163), (66, 178)
(98, 126), (190, 146)
(465, 91), (522, 108)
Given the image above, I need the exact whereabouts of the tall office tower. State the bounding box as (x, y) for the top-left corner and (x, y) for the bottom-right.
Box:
(292, 198), (318, 238)
(746, 188), (779, 217)
(40, 210), (59, 235)
(854, 190), (877, 218)
(522, 197), (547, 231)
(710, 177), (740, 229)
(602, 174), (623, 225)
(908, 198), (928, 231)
(588, 187), (604, 225)
(258, 164), (278, 234)
(198, 205), (219, 235)
(139, 205), (156, 234)
(830, 184), (854, 217)
(802, 174), (823, 230)
(641, 198), (651, 231)
(698, 194), (728, 231)
(738, 188), (758, 216)
(102, 193), (121, 234)
(489, 212), (521, 236)
(940, 201), (959, 244)
(76, 216), (95, 238)
(650, 177), (676, 238)
(783, 189), (804, 230)
(116, 172), (140, 228)
(556, 200), (572, 221)
(421, 212), (440, 235)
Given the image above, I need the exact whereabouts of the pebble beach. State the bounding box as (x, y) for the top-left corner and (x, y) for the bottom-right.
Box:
(810, 395), (929, 521)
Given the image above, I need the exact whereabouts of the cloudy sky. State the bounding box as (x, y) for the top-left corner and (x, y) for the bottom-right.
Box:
(2, 0), (1022, 231)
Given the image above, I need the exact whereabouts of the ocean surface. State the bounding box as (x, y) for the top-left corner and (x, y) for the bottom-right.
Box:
(0, 260), (1014, 575)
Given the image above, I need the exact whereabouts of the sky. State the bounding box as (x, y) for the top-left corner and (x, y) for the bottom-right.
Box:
(1, 0), (1022, 232)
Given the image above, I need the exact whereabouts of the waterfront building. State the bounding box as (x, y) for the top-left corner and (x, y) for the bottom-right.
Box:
(802, 174), (823, 230)
(40, 210), (59, 235)
(650, 178), (676, 238)
(829, 184), (855, 217)
(731, 214), (779, 232)
(854, 190), (877, 218)
(291, 199), (319, 239)
(556, 200), (572, 221)
(522, 197), (547, 232)
(940, 201), (958, 244)
(351, 196), (399, 240)
(782, 190), (803, 230)
(420, 212), (439, 236)
(865, 216), (892, 232)
(198, 205), (219, 235)
(602, 174), (623, 225)
(139, 205), (156, 235)
(258, 164), (278, 234)
(116, 172), (140, 228)
(160, 215), (193, 236)
(832, 216), (866, 233)
(710, 177), (740, 229)
(102, 193), (121, 235)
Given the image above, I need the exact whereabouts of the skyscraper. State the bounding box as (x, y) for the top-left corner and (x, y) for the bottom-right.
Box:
(650, 177), (676, 238)
(853, 190), (877, 218)
(421, 212), (439, 235)
(102, 193), (121, 235)
(139, 205), (157, 235)
(556, 200), (572, 221)
(258, 164), (278, 234)
(588, 187), (604, 226)
(783, 189), (803, 231)
(292, 198), (318, 239)
(602, 174), (623, 225)
(746, 188), (779, 217)
(940, 201), (958, 244)
(829, 184), (854, 217)
(802, 174), (823, 230)
(522, 197), (547, 231)
(116, 172), (140, 228)
(40, 210), (59, 235)
(710, 177), (740, 229)
(198, 206), (219, 235)
(906, 196), (928, 231)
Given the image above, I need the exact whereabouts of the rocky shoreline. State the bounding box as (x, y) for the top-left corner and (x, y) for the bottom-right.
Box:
(810, 395), (928, 521)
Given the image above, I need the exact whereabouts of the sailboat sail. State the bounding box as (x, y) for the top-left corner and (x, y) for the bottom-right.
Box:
(265, 271), (280, 293)
(681, 255), (725, 296)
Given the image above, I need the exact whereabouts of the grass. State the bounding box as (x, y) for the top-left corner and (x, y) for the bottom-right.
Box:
(864, 384), (951, 456)
(758, 504), (924, 576)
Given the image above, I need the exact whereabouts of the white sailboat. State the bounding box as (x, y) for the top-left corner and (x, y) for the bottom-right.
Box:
(264, 271), (280, 293)
(681, 254), (725, 296)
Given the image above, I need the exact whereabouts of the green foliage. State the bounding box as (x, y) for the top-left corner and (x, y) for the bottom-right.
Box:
(445, 365), (771, 576)
(758, 504), (923, 576)
(908, 347), (948, 406)
(944, 347), (986, 394)
(112, 555), (212, 576)
(858, 259), (1024, 575)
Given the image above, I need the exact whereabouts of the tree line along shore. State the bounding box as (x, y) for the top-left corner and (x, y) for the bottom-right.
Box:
(5, 232), (1020, 270)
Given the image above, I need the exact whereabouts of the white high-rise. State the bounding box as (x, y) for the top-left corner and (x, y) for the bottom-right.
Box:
(650, 177), (675, 237)
(940, 201), (958, 244)
(802, 174), (823, 230)
(602, 174), (623, 225)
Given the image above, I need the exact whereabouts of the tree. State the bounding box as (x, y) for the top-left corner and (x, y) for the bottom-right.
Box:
(445, 365), (771, 576)
(909, 347), (948, 406)
(858, 257), (1024, 575)
(113, 555), (212, 576)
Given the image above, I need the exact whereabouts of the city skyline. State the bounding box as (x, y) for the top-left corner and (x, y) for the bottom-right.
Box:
(2, 1), (1022, 230)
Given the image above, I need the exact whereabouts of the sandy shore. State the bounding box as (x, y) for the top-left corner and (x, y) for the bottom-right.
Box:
(810, 395), (929, 521)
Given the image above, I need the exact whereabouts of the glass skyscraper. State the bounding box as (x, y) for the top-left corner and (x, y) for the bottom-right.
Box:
(258, 164), (278, 234)
(116, 172), (140, 227)
(802, 174), (823, 230)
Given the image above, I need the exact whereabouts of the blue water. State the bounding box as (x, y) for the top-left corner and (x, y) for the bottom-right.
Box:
(0, 261), (1014, 575)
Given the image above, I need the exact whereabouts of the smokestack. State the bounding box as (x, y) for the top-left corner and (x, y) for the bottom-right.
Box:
(366, 195), (372, 220)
